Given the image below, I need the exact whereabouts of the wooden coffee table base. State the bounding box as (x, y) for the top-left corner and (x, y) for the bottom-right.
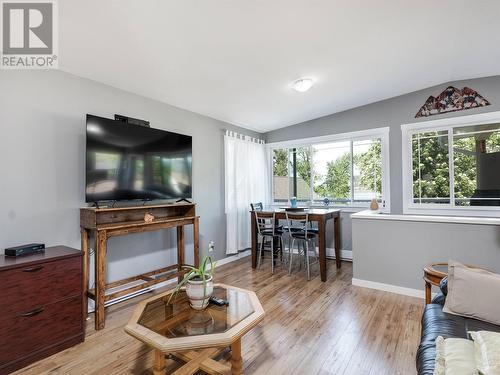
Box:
(153, 340), (243, 375)
(125, 285), (264, 375)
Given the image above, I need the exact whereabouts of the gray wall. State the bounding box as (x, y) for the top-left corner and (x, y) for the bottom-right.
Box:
(352, 217), (500, 290)
(0, 70), (260, 286)
(265, 76), (500, 253)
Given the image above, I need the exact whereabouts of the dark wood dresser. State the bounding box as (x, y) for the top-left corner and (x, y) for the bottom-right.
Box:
(0, 246), (84, 374)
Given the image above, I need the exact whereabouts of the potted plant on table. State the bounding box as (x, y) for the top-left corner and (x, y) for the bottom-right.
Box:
(169, 242), (217, 310)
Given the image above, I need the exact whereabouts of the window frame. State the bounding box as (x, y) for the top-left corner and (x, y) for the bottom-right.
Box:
(268, 127), (391, 212)
(402, 110), (500, 217)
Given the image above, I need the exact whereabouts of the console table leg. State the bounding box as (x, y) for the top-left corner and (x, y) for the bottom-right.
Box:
(153, 350), (166, 375)
(177, 226), (185, 283)
(95, 230), (107, 330)
(81, 227), (90, 321)
(231, 339), (242, 375)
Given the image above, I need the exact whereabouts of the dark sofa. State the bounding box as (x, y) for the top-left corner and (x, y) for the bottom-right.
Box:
(416, 278), (500, 375)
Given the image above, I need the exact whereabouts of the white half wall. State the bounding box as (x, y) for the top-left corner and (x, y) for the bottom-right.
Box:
(352, 214), (500, 295)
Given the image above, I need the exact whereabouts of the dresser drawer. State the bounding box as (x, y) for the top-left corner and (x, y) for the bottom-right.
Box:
(0, 295), (83, 367)
(0, 256), (82, 316)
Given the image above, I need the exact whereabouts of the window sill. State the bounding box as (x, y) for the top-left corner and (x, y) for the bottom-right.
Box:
(352, 209), (500, 226)
(404, 206), (500, 219)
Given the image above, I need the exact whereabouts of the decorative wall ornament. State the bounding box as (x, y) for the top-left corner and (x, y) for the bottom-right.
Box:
(415, 86), (490, 118)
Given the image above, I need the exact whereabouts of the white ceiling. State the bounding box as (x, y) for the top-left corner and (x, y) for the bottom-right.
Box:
(59, 1), (500, 133)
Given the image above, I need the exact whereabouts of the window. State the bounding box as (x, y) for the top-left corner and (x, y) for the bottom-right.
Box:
(403, 111), (500, 216)
(272, 148), (289, 201)
(272, 147), (310, 202)
(270, 128), (390, 209)
(353, 138), (382, 203)
(412, 131), (450, 204)
(312, 141), (351, 204)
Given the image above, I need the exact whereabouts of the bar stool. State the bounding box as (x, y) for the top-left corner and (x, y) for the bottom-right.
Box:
(254, 211), (285, 274)
(251, 202), (282, 253)
(285, 211), (319, 280)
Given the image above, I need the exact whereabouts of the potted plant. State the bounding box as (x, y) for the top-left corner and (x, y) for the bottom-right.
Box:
(169, 243), (217, 310)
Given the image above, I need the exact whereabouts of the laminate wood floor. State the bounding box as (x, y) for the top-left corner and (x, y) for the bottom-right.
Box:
(15, 258), (423, 375)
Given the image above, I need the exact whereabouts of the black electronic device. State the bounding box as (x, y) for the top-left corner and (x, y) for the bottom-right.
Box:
(209, 296), (229, 306)
(114, 114), (150, 127)
(176, 198), (192, 204)
(4, 243), (45, 257)
(86, 114), (192, 202)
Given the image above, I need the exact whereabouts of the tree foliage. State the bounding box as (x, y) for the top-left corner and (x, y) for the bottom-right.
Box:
(273, 149), (288, 177)
(355, 141), (381, 194)
(314, 153), (350, 198)
(453, 137), (477, 201)
(295, 148), (312, 184)
(412, 134), (450, 201)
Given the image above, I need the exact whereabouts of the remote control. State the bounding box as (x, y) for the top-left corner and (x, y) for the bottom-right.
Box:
(209, 296), (229, 306)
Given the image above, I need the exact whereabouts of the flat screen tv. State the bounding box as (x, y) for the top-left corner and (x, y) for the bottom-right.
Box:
(85, 114), (192, 202)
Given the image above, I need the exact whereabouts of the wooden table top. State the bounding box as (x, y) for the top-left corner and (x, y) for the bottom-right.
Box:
(424, 262), (490, 278)
(423, 262), (449, 278)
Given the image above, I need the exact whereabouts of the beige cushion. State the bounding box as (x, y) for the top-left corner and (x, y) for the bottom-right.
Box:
(434, 336), (478, 375)
(443, 261), (500, 325)
(434, 336), (445, 375)
(469, 331), (500, 375)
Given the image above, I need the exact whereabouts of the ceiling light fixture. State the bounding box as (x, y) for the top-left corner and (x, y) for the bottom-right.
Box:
(292, 77), (315, 93)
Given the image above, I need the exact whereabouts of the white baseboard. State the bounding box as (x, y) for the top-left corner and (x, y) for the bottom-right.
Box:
(216, 249), (251, 267)
(326, 248), (352, 261)
(351, 278), (435, 299)
(293, 247), (352, 261)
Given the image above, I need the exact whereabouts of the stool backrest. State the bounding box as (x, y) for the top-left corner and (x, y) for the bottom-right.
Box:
(250, 202), (263, 211)
(285, 211), (309, 236)
(254, 211), (276, 236)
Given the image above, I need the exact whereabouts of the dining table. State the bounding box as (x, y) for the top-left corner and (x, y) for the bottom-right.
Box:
(250, 207), (341, 281)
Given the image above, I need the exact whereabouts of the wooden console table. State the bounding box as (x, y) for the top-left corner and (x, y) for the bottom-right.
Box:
(80, 203), (199, 330)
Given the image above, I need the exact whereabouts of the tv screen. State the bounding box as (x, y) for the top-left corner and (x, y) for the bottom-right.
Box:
(85, 114), (192, 202)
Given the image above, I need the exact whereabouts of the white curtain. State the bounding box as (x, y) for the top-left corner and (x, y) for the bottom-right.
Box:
(224, 131), (270, 254)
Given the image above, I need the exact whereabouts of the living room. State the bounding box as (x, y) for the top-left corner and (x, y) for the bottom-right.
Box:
(1, 1), (500, 375)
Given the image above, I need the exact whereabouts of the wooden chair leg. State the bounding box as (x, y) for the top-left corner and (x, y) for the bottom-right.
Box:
(305, 240), (311, 281)
(231, 339), (243, 375)
(288, 238), (295, 275)
(425, 282), (432, 304)
(153, 350), (166, 375)
(257, 236), (264, 269)
(271, 237), (274, 274)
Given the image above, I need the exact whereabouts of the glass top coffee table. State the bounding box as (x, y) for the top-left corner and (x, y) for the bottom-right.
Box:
(125, 284), (265, 375)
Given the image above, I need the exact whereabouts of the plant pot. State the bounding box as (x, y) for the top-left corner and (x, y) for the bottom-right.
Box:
(185, 276), (214, 310)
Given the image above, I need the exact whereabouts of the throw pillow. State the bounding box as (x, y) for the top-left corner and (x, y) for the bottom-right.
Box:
(469, 331), (500, 375)
(443, 261), (500, 325)
(433, 336), (478, 375)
